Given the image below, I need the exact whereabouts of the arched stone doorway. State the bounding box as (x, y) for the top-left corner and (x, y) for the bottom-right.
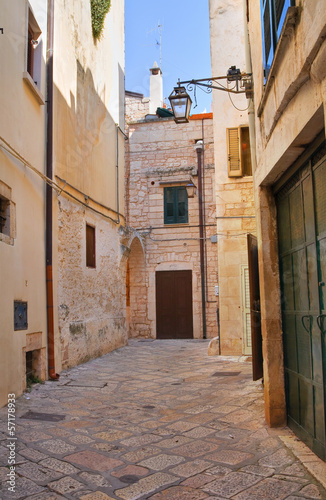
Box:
(127, 236), (151, 338)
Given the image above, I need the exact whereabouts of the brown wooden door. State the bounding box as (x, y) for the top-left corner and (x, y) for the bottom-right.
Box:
(247, 234), (263, 380)
(156, 270), (193, 339)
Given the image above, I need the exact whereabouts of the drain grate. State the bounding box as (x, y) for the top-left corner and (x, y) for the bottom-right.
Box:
(120, 475), (141, 484)
(20, 411), (65, 422)
(212, 371), (241, 377)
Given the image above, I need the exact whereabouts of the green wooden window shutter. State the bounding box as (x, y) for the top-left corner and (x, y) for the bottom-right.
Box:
(164, 187), (188, 224)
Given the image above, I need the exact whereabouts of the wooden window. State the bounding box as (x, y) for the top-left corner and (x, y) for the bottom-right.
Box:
(260, 0), (294, 79)
(227, 126), (252, 177)
(0, 196), (10, 236)
(86, 224), (96, 268)
(27, 7), (42, 82)
(164, 187), (188, 224)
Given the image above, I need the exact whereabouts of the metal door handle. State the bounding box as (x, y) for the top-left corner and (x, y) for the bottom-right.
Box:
(301, 315), (312, 333)
(317, 315), (326, 333)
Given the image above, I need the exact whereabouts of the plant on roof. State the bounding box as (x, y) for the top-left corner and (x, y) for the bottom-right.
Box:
(90, 0), (111, 41)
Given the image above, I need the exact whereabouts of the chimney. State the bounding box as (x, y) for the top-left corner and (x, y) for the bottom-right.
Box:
(149, 61), (163, 114)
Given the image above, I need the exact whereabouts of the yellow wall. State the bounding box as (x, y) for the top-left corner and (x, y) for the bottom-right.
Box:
(0, 0), (48, 406)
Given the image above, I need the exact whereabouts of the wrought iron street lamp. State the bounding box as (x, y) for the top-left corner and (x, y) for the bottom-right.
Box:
(169, 66), (253, 123)
(168, 86), (192, 124)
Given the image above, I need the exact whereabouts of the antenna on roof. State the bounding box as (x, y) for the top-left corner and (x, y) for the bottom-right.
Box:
(147, 22), (163, 70)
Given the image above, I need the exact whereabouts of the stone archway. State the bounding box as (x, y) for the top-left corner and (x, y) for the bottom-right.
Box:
(127, 236), (151, 338)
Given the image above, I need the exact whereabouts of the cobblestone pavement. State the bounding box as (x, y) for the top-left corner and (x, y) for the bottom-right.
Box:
(1, 339), (326, 500)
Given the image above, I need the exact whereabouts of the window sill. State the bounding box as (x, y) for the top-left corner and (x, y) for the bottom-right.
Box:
(0, 233), (14, 245)
(257, 6), (299, 118)
(163, 223), (189, 227)
(23, 72), (45, 105)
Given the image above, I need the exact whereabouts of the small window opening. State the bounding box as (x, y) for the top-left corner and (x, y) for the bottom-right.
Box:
(86, 224), (96, 268)
(27, 7), (42, 84)
(0, 196), (10, 236)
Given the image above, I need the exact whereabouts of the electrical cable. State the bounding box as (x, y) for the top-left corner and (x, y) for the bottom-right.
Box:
(0, 136), (124, 224)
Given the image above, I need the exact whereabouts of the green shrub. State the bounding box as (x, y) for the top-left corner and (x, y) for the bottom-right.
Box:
(90, 0), (111, 41)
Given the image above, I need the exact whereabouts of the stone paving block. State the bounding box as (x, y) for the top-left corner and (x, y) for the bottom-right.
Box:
(94, 430), (132, 442)
(239, 464), (275, 477)
(232, 477), (301, 499)
(0, 476), (45, 499)
(114, 472), (177, 500)
(121, 446), (161, 462)
(65, 450), (123, 471)
(39, 457), (80, 474)
(25, 492), (66, 499)
(138, 453), (185, 470)
(165, 421), (198, 432)
(206, 449), (253, 465)
(173, 440), (220, 458)
(62, 420), (94, 429)
(282, 463), (307, 477)
(185, 413), (217, 424)
(69, 434), (95, 444)
(203, 471), (262, 497)
(184, 427), (216, 439)
(205, 465), (233, 476)
(258, 448), (295, 468)
(149, 485), (210, 499)
(111, 464), (149, 479)
(48, 428), (72, 437)
(170, 459), (212, 478)
(181, 473), (216, 488)
(47, 476), (86, 495)
(38, 439), (76, 454)
(79, 493), (116, 500)
(19, 448), (48, 462)
(20, 431), (52, 443)
(156, 435), (193, 449)
(16, 462), (63, 483)
(299, 484), (323, 498)
(120, 433), (162, 447)
(78, 471), (111, 487)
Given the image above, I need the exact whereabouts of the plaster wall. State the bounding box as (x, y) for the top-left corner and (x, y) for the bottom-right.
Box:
(126, 115), (218, 340)
(0, 0), (48, 406)
(209, 0), (256, 354)
(53, 0), (127, 368)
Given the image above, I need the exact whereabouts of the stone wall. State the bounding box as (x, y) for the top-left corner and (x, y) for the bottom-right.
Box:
(57, 195), (127, 369)
(126, 113), (218, 340)
(209, 0), (257, 355)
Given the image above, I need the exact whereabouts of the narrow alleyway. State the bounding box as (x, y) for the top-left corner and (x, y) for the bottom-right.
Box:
(1, 340), (326, 500)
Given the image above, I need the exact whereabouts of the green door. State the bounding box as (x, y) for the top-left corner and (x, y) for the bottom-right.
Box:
(276, 143), (326, 460)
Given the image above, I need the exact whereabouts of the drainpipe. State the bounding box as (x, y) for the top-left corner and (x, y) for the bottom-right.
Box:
(46, 0), (59, 380)
(116, 124), (120, 225)
(195, 140), (207, 339)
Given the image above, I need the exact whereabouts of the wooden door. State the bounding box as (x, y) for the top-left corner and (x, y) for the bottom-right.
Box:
(156, 270), (193, 339)
(276, 148), (326, 460)
(247, 234), (263, 380)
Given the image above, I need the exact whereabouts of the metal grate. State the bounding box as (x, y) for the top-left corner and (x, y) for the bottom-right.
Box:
(20, 411), (65, 422)
(212, 371), (241, 377)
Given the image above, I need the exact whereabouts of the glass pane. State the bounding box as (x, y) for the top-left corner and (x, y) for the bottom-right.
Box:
(167, 202), (174, 217)
(177, 188), (187, 220)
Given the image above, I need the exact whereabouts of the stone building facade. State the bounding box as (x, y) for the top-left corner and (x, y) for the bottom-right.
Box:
(246, 0), (326, 460)
(125, 87), (218, 340)
(0, 0), (48, 406)
(53, 0), (127, 370)
(0, 0), (127, 406)
(209, 0), (256, 355)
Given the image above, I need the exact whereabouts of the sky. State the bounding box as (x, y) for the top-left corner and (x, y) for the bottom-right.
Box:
(125, 0), (212, 114)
